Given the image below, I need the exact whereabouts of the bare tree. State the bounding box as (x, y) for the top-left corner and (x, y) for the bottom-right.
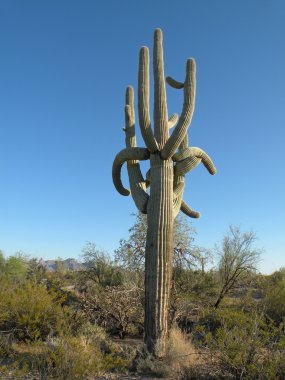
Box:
(115, 212), (209, 273)
(80, 243), (123, 288)
(214, 225), (262, 308)
(114, 214), (147, 272)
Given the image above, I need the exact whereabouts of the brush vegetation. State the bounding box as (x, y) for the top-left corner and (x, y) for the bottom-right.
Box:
(0, 217), (285, 379)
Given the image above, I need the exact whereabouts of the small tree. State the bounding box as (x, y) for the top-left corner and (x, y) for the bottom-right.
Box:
(214, 225), (261, 308)
(115, 212), (209, 273)
(80, 242), (123, 288)
(0, 252), (27, 282)
(115, 214), (147, 273)
(26, 258), (46, 281)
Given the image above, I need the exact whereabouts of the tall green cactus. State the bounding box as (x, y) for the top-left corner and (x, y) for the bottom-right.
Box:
(112, 29), (216, 357)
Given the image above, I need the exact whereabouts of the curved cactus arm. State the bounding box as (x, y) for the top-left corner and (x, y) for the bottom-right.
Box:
(172, 147), (193, 162)
(181, 199), (200, 219)
(123, 87), (150, 213)
(173, 133), (188, 218)
(138, 47), (158, 153)
(173, 175), (185, 218)
(112, 148), (150, 196)
(168, 113), (179, 129)
(175, 156), (201, 177)
(174, 147), (217, 176)
(161, 58), (196, 159)
(127, 164), (149, 214)
(177, 131), (189, 159)
(179, 132), (189, 151)
(173, 176), (184, 198)
(191, 147), (217, 175)
(173, 195), (183, 219)
(166, 76), (184, 89)
(153, 28), (169, 148)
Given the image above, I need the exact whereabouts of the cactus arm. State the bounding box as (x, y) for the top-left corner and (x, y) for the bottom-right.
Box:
(174, 147), (216, 176)
(166, 76), (184, 89)
(173, 140), (214, 216)
(112, 148), (150, 196)
(126, 86), (135, 121)
(179, 132), (189, 151)
(173, 174), (185, 218)
(191, 147), (217, 175)
(161, 58), (196, 159)
(124, 87), (150, 213)
(127, 163), (149, 213)
(181, 200), (200, 218)
(124, 87), (136, 149)
(173, 195), (183, 219)
(153, 28), (169, 148)
(138, 47), (158, 153)
(173, 133), (187, 217)
(172, 147), (193, 162)
(173, 176), (184, 198)
(175, 156), (201, 176)
(168, 113), (179, 129)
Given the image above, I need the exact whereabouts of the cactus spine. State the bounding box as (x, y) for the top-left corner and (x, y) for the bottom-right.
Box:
(112, 29), (216, 357)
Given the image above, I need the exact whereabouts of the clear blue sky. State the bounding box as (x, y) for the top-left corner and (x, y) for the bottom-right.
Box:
(0, 0), (284, 273)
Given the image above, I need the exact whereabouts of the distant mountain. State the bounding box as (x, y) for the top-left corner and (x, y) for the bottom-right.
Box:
(40, 258), (84, 271)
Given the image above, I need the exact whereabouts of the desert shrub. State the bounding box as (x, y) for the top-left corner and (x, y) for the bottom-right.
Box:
(262, 269), (285, 325)
(79, 283), (144, 338)
(76, 321), (116, 354)
(0, 279), (67, 341)
(193, 308), (285, 379)
(170, 270), (218, 329)
(33, 335), (103, 379)
(34, 333), (133, 379)
(0, 326), (134, 379)
(77, 321), (107, 344)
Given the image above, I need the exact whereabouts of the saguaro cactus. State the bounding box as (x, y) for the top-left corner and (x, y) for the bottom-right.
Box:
(112, 29), (216, 357)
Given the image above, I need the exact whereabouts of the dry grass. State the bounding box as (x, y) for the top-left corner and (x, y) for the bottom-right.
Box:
(166, 326), (199, 367)
(136, 326), (201, 378)
(164, 327), (200, 376)
(11, 341), (46, 355)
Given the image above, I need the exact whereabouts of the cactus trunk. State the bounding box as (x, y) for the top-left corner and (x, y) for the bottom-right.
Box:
(145, 154), (174, 356)
(112, 29), (216, 358)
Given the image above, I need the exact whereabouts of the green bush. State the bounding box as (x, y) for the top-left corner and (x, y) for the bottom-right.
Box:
(33, 331), (133, 379)
(262, 269), (285, 324)
(0, 279), (66, 341)
(193, 308), (285, 379)
(33, 335), (103, 380)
